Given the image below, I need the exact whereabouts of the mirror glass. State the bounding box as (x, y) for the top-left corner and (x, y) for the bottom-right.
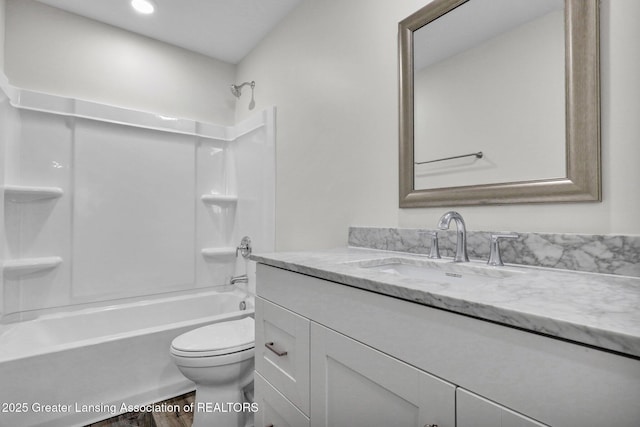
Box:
(414, 0), (564, 190)
(399, 0), (601, 207)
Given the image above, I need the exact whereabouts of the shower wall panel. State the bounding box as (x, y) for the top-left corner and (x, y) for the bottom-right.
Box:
(0, 89), (8, 320)
(234, 118), (276, 254)
(196, 138), (237, 287)
(72, 120), (196, 299)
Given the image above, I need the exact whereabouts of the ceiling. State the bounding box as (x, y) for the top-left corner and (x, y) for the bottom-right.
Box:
(35, 0), (303, 64)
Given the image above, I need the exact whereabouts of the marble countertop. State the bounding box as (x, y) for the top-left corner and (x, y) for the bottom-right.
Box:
(252, 247), (640, 358)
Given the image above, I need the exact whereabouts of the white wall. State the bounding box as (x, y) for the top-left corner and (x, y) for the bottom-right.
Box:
(0, 0), (6, 323)
(4, 0), (236, 125)
(237, 0), (640, 250)
(235, 0), (426, 250)
(0, 0), (5, 71)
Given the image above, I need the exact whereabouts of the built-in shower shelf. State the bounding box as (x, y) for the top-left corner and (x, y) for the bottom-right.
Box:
(4, 185), (64, 202)
(201, 247), (236, 258)
(201, 194), (238, 204)
(3, 257), (63, 276)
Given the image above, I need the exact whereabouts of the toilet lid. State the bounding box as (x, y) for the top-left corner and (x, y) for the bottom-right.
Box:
(171, 317), (254, 357)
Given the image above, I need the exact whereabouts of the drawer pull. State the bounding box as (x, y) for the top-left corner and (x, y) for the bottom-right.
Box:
(265, 341), (288, 357)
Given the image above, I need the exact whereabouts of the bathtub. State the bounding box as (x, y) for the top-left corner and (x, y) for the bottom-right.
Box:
(0, 288), (253, 427)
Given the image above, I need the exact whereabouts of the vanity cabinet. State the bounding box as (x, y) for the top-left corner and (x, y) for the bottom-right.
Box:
(255, 264), (640, 427)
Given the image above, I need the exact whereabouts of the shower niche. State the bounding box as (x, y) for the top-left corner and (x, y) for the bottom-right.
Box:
(0, 81), (275, 320)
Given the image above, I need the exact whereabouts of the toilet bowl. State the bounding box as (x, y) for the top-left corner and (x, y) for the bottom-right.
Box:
(170, 316), (255, 427)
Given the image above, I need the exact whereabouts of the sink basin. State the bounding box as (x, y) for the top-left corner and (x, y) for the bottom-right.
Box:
(348, 257), (524, 285)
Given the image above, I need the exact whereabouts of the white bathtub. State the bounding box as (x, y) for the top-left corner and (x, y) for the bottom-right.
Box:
(0, 288), (253, 427)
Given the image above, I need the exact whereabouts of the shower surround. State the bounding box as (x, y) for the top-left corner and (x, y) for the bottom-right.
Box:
(0, 75), (275, 319)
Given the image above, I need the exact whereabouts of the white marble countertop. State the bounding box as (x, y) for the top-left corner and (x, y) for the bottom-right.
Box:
(252, 247), (640, 359)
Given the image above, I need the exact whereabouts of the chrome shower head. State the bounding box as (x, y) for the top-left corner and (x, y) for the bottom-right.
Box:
(230, 81), (255, 98)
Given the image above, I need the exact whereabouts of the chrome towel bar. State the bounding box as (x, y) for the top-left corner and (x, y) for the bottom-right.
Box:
(415, 151), (483, 165)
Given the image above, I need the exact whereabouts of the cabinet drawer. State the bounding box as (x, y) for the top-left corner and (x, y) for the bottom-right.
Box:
(255, 372), (310, 427)
(255, 297), (310, 415)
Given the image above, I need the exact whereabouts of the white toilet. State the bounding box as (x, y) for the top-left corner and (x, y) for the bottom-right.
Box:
(170, 316), (255, 427)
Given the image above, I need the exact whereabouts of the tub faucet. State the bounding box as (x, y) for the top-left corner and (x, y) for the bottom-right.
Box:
(230, 274), (249, 285)
(437, 211), (469, 262)
(236, 236), (252, 259)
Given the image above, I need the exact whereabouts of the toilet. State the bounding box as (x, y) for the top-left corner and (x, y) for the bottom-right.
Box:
(170, 316), (255, 427)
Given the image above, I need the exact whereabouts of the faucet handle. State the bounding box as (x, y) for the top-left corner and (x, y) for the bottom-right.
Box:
(420, 231), (441, 259)
(487, 233), (519, 266)
(236, 236), (252, 259)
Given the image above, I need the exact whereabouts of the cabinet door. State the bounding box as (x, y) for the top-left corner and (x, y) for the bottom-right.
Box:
(457, 388), (548, 427)
(310, 322), (455, 427)
(255, 297), (310, 415)
(255, 372), (310, 427)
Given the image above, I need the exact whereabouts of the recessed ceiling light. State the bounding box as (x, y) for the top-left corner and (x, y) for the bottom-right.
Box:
(131, 0), (156, 15)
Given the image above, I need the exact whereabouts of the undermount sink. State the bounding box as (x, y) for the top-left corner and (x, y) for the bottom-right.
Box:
(348, 257), (525, 285)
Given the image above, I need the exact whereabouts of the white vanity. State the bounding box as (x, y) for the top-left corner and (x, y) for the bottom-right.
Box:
(252, 248), (640, 427)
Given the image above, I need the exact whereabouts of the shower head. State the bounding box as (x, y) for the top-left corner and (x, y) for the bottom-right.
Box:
(230, 81), (255, 98)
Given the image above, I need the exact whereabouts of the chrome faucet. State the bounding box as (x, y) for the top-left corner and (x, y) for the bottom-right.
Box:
(230, 274), (249, 285)
(236, 236), (252, 259)
(437, 211), (469, 262)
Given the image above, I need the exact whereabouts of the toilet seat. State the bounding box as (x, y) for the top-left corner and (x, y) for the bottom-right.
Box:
(171, 317), (254, 358)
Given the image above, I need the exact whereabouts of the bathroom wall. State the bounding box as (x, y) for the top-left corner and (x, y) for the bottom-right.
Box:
(0, 0), (6, 324)
(236, 0), (640, 250)
(0, 0), (5, 70)
(4, 0), (236, 125)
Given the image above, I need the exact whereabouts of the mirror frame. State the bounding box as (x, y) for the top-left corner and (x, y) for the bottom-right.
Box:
(399, 0), (600, 207)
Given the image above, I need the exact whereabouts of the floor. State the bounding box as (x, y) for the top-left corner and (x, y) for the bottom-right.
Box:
(86, 392), (195, 427)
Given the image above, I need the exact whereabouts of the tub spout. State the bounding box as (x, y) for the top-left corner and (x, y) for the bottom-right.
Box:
(230, 274), (249, 285)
